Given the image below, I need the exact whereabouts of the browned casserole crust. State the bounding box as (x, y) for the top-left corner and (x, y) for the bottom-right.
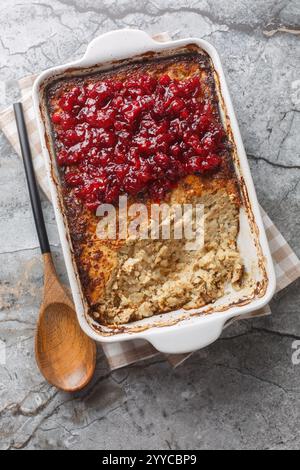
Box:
(46, 49), (245, 326)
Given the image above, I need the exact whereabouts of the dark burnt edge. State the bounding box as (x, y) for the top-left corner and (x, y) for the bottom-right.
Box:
(40, 85), (92, 318)
(46, 47), (210, 98)
(210, 59), (269, 298)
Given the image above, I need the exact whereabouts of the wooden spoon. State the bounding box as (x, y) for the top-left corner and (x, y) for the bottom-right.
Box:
(14, 103), (96, 392)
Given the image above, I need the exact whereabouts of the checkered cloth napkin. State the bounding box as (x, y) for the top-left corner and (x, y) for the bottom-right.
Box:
(1, 33), (300, 370)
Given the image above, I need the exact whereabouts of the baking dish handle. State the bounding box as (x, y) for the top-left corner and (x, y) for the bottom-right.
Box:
(144, 316), (228, 354)
(83, 29), (158, 65)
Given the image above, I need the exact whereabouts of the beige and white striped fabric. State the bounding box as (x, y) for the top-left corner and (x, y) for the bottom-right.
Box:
(1, 34), (300, 370)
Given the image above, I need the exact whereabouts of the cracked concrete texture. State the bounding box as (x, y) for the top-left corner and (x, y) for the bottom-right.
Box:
(0, 0), (299, 450)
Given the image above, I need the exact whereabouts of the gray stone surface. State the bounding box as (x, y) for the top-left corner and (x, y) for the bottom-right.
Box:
(0, 0), (299, 451)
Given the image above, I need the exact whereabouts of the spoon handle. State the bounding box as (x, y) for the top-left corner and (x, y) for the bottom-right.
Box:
(14, 103), (50, 255)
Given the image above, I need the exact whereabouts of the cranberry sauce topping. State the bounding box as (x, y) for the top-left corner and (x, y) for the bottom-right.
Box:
(51, 73), (226, 211)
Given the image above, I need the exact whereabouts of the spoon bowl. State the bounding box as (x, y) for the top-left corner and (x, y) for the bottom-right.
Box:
(36, 302), (96, 392)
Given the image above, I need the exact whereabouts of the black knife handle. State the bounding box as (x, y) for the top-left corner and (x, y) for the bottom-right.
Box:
(14, 102), (50, 254)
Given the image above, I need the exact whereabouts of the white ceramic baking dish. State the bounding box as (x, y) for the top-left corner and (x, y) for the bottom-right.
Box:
(33, 29), (276, 354)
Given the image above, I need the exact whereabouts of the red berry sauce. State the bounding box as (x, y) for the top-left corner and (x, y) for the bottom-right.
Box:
(51, 73), (226, 211)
